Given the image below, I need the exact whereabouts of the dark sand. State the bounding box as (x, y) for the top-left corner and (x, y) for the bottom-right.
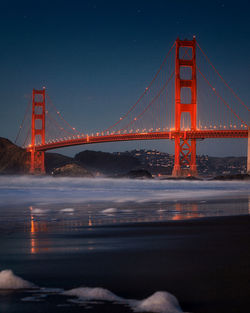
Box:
(0, 215), (249, 313)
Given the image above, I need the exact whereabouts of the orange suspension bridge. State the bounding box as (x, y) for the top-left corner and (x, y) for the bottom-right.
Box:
(15, 37), (249, 177)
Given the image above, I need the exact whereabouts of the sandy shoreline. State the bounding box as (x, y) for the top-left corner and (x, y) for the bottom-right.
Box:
(75, 215), (249, 313)
(0, 214), (249, 313)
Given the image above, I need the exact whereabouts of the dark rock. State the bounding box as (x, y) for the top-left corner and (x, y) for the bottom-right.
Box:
(213, 174), (250, 180)
(122, 169), (153, 179)
(52, 163), (93, 177)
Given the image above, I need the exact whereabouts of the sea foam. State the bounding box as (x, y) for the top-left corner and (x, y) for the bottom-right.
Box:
(1, 269), (186, 313)
(0, 270), (35, 289)
(64, 287), (122, 301)
(63, 287), (186, 313)
(132, 291), (184, 313)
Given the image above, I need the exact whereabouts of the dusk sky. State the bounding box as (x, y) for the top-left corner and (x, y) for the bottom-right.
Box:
(0, 0), (249, 156)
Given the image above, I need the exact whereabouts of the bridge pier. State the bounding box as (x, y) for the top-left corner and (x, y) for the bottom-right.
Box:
(29, 149), (45, 174)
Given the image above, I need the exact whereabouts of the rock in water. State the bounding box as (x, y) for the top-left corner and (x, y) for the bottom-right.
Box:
(52, 163), (93, 177)
(124, 169), (153, 179)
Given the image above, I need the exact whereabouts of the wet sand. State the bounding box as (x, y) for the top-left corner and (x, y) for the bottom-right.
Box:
(0, 215), (249, 313)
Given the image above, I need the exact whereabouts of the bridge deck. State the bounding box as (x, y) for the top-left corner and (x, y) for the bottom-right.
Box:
(30, 130), (248, 151)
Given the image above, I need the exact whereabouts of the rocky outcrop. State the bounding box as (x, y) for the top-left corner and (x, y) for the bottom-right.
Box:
(213, 174), (250, 180)
(52, 163), (93, 177)
(122, 169), (153, 179)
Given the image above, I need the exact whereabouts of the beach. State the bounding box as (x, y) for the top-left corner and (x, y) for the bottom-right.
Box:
(0, 215), (249, 313)
(0, 177), (249, 313)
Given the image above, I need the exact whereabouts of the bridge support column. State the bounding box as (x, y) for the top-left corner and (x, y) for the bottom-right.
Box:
(172, 136), (181, 176)
(172, 37), (198, 177)
(247, 127), (250, 174)
(29, 88), (46, 174)
(29, 150), (45, 174)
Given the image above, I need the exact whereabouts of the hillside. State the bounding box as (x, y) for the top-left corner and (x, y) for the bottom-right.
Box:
(0, 137), (248, 177)
(74, 150), (141, 175)
(0, 137), (29, 174)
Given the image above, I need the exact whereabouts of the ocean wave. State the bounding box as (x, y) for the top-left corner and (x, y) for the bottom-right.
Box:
(0, 175), (249, 206)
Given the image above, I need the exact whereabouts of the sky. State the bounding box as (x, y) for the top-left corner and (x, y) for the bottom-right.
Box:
(0, 0), (249, 157)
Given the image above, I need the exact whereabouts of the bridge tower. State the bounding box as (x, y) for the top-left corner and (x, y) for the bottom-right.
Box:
(29, 88), (46, 174)
(172, 37), (198, 177)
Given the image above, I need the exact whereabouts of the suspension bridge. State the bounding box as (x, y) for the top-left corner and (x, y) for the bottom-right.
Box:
(16, 37), (249, 177)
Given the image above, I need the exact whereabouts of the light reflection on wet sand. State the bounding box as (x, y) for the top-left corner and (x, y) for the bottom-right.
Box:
(26, 198), (250, 254)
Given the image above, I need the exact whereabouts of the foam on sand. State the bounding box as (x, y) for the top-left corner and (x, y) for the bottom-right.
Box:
(63, 287), (186, 313)
(131, 291), (184, 313)
(1, 269), (186, 312)
(64, 287), (122, 302)
(0, 270), (36, 289)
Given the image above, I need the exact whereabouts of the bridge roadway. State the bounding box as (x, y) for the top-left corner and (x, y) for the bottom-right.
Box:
(32, 129), (248, 151)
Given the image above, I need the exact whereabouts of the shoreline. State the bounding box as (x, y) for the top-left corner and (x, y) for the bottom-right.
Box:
(0, 213), (249, 313)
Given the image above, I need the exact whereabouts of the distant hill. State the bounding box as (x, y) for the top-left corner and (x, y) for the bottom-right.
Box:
(0, 138), (91, 176)
(0, 137), (29, 174)
(45, 153), (74, 173)
(120, 149), (247, 176)
(74, 150), (141, 175)
(0, 137), (248, 177)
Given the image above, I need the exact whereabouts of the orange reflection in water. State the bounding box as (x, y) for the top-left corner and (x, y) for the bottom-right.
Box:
(171, 203), (202, 220)
(29, 206), (48, 254)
